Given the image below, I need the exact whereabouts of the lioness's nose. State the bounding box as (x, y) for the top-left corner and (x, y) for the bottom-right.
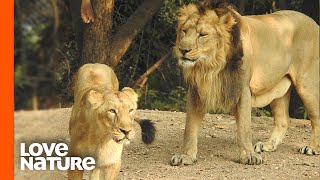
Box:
(120, 128), (131, 135)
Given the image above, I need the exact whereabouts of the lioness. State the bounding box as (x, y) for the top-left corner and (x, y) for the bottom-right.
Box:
(68, 63), (155, 179)
(171, 0), (319, 166)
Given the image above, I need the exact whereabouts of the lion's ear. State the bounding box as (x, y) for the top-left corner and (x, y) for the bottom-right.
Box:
(220, 12), (236, 29)
(87, 90), (104, 108)
(178, 4), (198, 23)
(121, 87), (138, 103)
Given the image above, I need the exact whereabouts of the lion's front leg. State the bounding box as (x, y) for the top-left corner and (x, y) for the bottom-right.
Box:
(68, 168), (84, 180)
(236, 87), (263, 165)
(90, 161), (121, 180)
(170, 90), (205, 166)
(68, 143), (84, 180)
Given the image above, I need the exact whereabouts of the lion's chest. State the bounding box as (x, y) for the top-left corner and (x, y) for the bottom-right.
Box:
(94, 140), (123, 167)
(189, 72), (241, 113)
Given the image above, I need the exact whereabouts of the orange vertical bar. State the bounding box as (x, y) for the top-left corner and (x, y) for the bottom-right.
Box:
(0, 0), (14, 179)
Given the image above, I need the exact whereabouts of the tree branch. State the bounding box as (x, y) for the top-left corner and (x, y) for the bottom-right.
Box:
(110, 0), (164, 67)
(133, 52), (172, 89)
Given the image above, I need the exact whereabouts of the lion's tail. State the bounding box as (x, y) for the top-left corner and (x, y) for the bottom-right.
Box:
(135, 118), (156, 144)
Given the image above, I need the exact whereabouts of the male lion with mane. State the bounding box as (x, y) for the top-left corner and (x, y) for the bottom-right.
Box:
(68, 63), (155, 179)
(171, 0), (319, 166)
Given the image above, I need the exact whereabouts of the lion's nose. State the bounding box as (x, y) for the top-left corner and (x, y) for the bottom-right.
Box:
(179, 48), (190, 56)
(120, 128), (131, 135)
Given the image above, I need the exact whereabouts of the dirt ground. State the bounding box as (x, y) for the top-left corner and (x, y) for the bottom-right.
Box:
(14, 108), (320, 180)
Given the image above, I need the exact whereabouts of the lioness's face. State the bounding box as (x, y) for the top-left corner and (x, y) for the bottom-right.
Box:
(105, 93), (137, 145)
(87, 88), (138, 145)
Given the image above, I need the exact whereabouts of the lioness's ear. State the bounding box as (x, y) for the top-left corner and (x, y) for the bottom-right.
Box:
(87, 90), (104, 108)
(220, 12), (236, 29)
(121, 87), (138, 103)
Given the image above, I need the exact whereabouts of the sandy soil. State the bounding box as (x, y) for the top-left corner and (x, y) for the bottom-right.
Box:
(14, 108), (320, 180)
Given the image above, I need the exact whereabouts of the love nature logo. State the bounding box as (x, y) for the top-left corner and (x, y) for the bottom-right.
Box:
(20, 143), (95, 171)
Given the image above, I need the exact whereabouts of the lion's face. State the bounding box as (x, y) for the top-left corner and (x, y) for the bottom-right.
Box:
(175, 4), (236, 71)
(86, 87), (138, 145)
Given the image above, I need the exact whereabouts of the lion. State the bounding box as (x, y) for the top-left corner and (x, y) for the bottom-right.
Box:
(170, 0), (319, 166)
(68, 63), (155, 180)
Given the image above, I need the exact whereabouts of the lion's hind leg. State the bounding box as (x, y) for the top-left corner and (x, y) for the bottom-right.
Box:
(296, 92), (320, 155)
(254, 87), (292, 153)
(294, 63), (320, 155)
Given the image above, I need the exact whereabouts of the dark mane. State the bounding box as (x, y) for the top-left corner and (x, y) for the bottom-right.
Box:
(226, 13), (243, 72)
(200, 1), (244, 109)
(197, 0), (236, 17)
(195, 1), (243, 72)
(178, 1), (244, 113)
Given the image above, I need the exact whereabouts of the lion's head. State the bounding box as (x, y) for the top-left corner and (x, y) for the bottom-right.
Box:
(174, 1), (243, 79)
(174, 1), (244, 113)
(85, 87), (138, 145)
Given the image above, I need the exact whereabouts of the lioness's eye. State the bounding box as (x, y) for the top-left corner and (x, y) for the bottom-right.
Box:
(109, 109), (116, 114)
(129, 109), (134, 113)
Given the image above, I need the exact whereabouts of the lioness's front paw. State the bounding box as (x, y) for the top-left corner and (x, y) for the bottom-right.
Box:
(298, 146), (319, 156)
(170, 154), (196, 166)
(254, 141), (276, 153)
(239, 153), (263, 165)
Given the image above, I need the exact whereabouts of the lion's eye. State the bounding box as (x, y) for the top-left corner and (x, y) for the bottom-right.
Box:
(109, 109), (116, 114)
(129, 109), (134, 113)
(199, 33), (207, 37)
(182, 29), (187, 34)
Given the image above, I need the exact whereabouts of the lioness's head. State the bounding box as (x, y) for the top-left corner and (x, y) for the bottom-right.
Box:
(174, 1), (242, 73)
(86, 87), (138, 145)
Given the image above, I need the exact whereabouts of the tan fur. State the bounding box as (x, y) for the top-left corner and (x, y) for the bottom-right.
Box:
(175, 4), (242, 113)
(68, 63), (138, 180)
(171, 2), (319, 166)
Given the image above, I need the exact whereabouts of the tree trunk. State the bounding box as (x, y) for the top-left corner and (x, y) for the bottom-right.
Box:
(110, 0), (164, 67)
(81, 0), (114, 65)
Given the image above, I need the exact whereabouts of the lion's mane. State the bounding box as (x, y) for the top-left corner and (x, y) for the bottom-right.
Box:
(176, 1), (244, 113)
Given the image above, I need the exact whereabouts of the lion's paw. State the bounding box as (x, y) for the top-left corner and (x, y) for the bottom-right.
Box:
(254, 141), (276, 153)
(298, 146), (319, 156)
(170, 154), (196, 166)
(239, 152), (263, 165)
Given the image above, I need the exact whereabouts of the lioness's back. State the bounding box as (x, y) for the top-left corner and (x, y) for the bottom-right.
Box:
(74, 63), (119, 103)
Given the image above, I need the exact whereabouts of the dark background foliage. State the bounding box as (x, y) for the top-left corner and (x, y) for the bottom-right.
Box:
(14, 0), (318, 118)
